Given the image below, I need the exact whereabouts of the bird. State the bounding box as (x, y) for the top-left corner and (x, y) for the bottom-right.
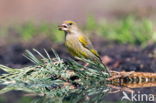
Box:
(58, 20), (110, 74)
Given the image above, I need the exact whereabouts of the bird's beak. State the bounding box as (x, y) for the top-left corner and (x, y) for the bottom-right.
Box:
(58, 24), (67, 31)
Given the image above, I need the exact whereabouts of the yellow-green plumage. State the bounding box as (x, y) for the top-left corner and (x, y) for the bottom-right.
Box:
(65, 33), (101, 62)
(59, 20), (101, 62)
(58, 20), (110, 75)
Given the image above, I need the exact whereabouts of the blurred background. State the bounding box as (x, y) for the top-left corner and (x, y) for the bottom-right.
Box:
(0, 0), (156, 103)
(0, 0), (156, 24)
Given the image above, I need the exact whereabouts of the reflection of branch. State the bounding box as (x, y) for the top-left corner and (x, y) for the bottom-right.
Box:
(108, 71), (156, 87)
(24, 93), (44, 97)
(107, 84), (134, 93)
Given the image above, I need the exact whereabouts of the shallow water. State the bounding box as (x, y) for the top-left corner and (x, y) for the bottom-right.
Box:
(1, 84), (156, 103)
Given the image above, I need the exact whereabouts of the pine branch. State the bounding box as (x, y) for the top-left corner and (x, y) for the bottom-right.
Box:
(0, 49), (110, 98)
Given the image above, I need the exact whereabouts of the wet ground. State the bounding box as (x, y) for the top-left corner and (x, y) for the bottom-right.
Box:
(0, 37), (155, 72)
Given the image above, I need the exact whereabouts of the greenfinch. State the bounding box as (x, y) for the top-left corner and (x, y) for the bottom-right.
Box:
(58, 20), (109, 74)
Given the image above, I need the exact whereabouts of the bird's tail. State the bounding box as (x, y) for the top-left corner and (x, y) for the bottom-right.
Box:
(99, 57), (111, 76)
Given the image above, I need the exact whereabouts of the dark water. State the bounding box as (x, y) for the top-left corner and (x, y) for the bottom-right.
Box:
(0, 85), (156, 103)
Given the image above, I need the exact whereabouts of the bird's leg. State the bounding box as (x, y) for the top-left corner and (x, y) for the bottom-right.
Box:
(79, 63), (89, 70)
(74, 57), (90, 69)
(84, 63), (89, 67)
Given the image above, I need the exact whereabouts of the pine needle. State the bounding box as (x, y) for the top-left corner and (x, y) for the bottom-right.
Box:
(0, 49), (110, 98)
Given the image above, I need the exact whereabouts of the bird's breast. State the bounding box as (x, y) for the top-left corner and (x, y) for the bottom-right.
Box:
(65, 35), (82, 56)
(65, 35), (80, 49)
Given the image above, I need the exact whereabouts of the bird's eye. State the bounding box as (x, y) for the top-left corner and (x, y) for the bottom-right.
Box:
(69, 23), (72, 25)
(63, 25), (67, 28)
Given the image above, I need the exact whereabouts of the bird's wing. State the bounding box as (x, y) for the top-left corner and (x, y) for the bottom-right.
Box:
(78, 34), (100, 57)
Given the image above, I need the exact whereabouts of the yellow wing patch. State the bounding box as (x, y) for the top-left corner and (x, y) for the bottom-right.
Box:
(78, 35), (89, 46)
(81, 51), (88, 57)
(79, 35), (100, 57)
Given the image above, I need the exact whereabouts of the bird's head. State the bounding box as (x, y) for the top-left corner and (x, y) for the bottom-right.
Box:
(58, 20), (79, 33)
